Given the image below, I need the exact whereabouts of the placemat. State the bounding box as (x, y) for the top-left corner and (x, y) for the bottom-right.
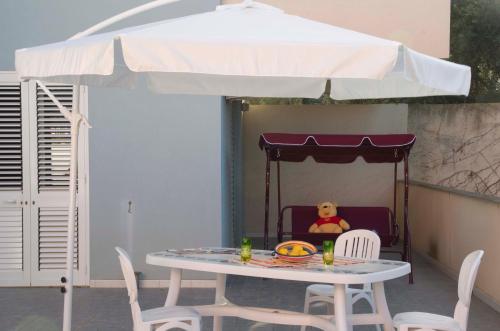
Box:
(246, 255), (365, 269)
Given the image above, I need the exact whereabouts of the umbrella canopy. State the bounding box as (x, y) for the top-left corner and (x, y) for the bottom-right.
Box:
(16, 0), (470, 99)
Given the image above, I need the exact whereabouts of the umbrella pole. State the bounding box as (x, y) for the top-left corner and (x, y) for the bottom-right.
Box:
(62, 85), (81, 331)
(36, 81), (91, 331)
(403, 150), (413, 284)
(39, 2), (191, 330)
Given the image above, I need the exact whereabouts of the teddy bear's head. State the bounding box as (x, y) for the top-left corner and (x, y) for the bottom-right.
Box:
(317, 201), (338, 218)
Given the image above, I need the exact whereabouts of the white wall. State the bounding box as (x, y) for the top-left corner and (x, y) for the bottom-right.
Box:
(400, 183), (500, 311)
(222, 0), (451, 58)
(242, 104), (408, 237)
(401, 103), (500, 310)
(0, 0), (225, 280)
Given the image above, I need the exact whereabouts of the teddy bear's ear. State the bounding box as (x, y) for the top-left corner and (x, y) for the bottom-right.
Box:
(317, 203), (322, 209)
(331, 202), (338, 207)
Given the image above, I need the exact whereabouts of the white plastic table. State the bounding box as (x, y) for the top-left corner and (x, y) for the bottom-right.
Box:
(146, 248), (410, 331)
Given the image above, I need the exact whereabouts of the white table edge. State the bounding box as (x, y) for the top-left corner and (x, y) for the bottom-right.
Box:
(146, 252), (411, 285)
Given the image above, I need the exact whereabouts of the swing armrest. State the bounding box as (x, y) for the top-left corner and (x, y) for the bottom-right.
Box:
(391, 210), (400, 245)
(277, 205), (298, 242)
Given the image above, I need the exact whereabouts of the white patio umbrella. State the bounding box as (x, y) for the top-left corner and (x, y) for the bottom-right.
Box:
(16, 0), (471, 99)
(14, 1), (471, 330)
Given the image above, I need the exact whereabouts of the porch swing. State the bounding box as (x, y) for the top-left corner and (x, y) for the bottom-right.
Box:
(259, 133), (416, 282)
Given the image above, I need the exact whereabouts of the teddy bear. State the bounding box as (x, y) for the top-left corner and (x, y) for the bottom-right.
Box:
(308, 201), (350, 234)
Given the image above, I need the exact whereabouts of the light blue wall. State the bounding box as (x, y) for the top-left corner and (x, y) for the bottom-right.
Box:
(0, 0), (228, 280)
(89, 88), (224, 280)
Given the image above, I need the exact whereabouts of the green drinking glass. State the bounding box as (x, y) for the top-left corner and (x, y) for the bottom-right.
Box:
(323, 240), (334, 265)
(240, 237), (252, 262)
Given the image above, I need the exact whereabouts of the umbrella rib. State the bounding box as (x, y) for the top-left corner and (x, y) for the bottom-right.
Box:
(69, 0), (181, 40)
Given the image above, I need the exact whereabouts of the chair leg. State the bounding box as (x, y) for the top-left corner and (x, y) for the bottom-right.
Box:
(154, 319), (201, 331)
(346, 293), (353, 316)
(301, 289), (311, 331)
(350, 291), (381, 331)
(326, 301), (334, 315)
(365, 292), (381, 331)
(345, 293), (354, 331)
(190, 318), (201, 331)
(138, 323), (151, 331)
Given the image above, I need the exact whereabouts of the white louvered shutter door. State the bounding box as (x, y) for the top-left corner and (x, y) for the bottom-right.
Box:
(0, 73), (31, 286)
(29, 82), (88, 286)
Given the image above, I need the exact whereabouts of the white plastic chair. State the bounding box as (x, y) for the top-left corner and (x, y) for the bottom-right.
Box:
(115, 247), (201, 331)
(393, 250), (484, 331)
(301, 229), (382, 331)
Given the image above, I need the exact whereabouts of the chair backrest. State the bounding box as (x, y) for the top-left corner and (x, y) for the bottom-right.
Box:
(334, 229), (381, 260)
(454, 250), (484, 331)
(115, 247), (143, 329)
(115, 247), (138, 303)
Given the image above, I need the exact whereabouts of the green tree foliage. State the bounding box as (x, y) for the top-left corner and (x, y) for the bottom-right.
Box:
(248, 0), (500, 105)
(450, 0), (500, 102)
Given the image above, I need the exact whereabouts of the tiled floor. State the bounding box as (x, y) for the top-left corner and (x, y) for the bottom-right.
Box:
(1, 254), (499, 331)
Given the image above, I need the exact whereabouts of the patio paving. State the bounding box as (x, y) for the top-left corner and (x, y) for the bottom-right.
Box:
(1, 253), (499, 331)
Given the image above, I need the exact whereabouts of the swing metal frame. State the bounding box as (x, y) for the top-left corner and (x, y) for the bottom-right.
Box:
(259, 133), (415, 283)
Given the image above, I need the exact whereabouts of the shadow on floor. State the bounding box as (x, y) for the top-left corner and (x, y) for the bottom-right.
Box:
(0, 253), (499, 331)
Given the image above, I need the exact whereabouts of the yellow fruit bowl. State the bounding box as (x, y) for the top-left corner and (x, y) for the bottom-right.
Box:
(274, 241), (318, 262)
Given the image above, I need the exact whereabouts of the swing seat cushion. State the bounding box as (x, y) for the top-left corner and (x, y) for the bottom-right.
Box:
(287, 206), (395, 246)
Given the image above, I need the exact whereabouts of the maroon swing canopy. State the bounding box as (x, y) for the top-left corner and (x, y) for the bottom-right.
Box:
(259, 133), (416, 163)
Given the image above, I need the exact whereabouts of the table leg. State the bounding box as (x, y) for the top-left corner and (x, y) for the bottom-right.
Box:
(164, 268), (182, 307)
(334, 284), (349, 331)
(373, 282), (393, 331)
(214, 273), (227, 331)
